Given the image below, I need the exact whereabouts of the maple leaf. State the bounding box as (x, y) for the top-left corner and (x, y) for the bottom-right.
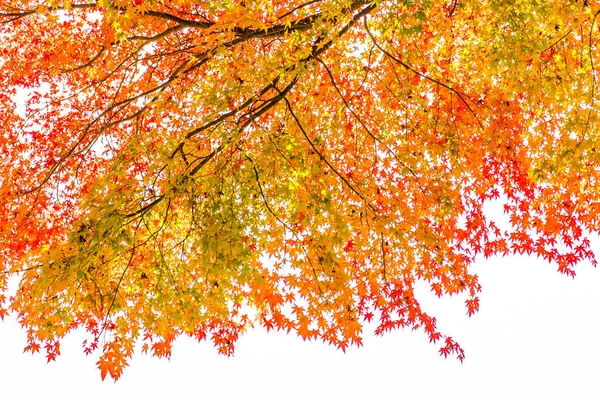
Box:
(151, 341), (172, 359)
(362, 312), (374, 323)
(0, 0), (598, 380)
(465, 297), (479, 317)
(23, 342), (41, 354)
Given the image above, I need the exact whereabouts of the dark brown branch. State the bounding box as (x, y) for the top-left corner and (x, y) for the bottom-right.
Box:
(277, 0), (323, 20)
(246, 154), (297, 233)
(0, 2), (96, 22)
(61, 47), (106, 72)
(316, 57), (424, 187)
(126, 2), (376, 219)
(283, 95), (366, 202)
(144, 10), (211, 28)
(364, 16), (484, 129)
(129, 24), (186, 42)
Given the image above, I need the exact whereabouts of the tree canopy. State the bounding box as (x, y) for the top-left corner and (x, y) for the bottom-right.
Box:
(1, 0), (599, 380)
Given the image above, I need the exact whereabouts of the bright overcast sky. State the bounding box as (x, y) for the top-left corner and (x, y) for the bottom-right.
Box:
(1, 200), (599, 399)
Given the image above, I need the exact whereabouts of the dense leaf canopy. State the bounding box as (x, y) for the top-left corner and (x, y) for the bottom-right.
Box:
(1, 0), (599, 380)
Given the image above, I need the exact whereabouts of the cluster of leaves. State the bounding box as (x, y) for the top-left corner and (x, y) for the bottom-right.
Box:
(1, 0), (599, 380)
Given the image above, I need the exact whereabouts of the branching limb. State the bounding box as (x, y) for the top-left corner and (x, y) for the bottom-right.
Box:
(363, 16), (483, 129)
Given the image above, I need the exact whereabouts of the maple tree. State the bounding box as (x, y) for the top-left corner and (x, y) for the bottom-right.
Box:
(1, 0), (599, 380)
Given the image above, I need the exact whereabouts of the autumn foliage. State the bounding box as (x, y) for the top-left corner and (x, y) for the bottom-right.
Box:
(1, 0), (599, 380)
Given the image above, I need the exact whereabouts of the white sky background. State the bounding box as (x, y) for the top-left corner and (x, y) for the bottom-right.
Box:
(0, 202), (599, 398)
